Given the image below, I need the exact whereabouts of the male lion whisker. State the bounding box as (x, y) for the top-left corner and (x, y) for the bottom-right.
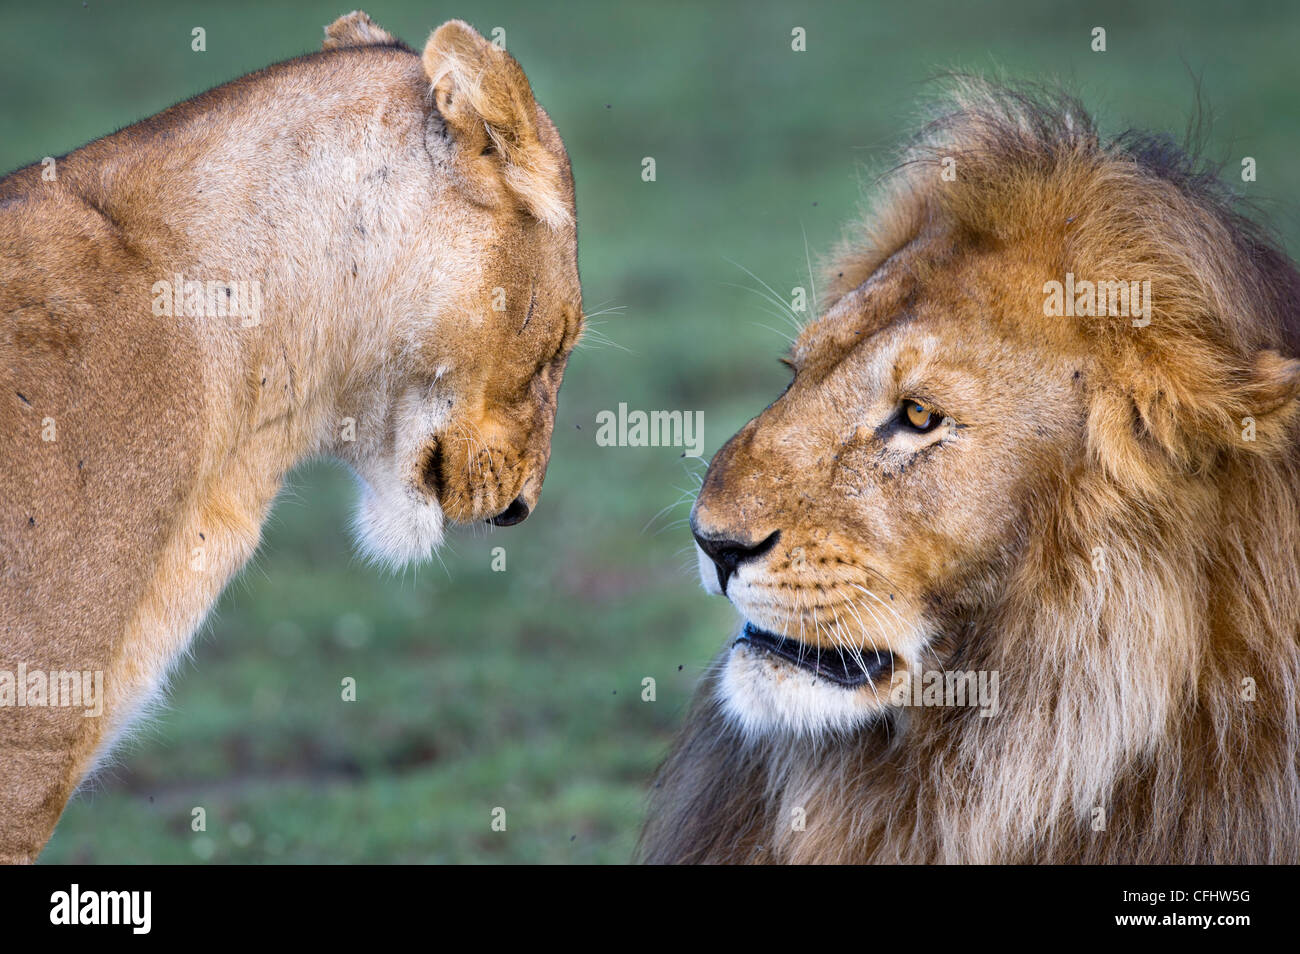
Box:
(842, 596), (895, 698)
(808, 601), (835, 673)
(838, 597), (885, 668)
(816, 606), (843, 674)
(719, 281), (805, 335)
(854, 584), (947, 682)
(779, 594), (798, 656)
(733, 293), (804, 329)
(828, 603), (864, 670)
(750, 320), (797, 346)
(677, 456), (709, 486)
(840, 587), (894, 647)
(855, 581), (948, 682)
(795, 591), (810, 670)
(850, 583), (912, 637)
(676, 556), (703, 577)
(671, 484), (700, 503)
(839, 591), (884, 643)
(829, 604), (882, 706)
(640, 504), (681, 535)
(720, 258), (807, 332)
(842, 617), (886, 707)
(836, 598), (872, 650)
(847, 586), (906, 684)
(800, 220), (818, 318)
(728, 286), (807, 335)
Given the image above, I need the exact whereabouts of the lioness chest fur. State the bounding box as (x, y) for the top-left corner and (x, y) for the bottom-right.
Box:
(0, 12), (583, 863)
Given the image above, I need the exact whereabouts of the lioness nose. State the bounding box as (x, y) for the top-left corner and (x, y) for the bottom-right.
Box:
(692, 526), (780, 593)
(489, 495), (531, 527)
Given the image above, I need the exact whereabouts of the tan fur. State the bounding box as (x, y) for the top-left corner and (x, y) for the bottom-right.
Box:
(0, 13), (582, 863)
(642, 82), (1300, 864)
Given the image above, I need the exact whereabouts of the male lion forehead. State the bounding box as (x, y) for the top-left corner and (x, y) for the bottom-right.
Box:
(793, 253), (917, 361)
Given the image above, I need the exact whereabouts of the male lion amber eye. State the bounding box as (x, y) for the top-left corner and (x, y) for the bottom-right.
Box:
(902, 400), (939, 432)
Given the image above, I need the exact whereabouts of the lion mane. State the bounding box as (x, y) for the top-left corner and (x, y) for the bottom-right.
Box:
(640, 82), (1300, 864)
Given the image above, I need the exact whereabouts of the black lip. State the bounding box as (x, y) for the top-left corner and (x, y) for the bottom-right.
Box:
(734, 621), (893, 688)
(421, 439), (445, 501)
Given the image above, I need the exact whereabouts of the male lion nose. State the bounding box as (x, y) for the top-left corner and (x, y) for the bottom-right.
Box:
(489, 496), (531, 527)
(692, 526), (780, 594)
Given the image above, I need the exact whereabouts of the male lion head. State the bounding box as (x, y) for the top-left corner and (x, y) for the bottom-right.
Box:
(319, 14), (582, 566)
(649, 82), (1300, 864)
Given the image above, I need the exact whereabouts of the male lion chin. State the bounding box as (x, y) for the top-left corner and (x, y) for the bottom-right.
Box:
(718, 640), (888, 739)
(699, 550), (913, 739)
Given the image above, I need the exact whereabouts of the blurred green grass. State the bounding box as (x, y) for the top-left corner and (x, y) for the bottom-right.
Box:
(7, 0), (1297, 862)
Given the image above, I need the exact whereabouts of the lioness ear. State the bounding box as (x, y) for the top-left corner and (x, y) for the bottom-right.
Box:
(322, 10), (400, 50)
(422, 20), (570, 229)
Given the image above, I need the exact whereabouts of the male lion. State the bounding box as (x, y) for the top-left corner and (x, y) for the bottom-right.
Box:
(0, 12), (583, 862)
(642, 83), (1300, 864)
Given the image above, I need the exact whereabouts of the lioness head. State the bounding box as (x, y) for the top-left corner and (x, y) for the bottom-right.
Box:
(692, 82), (1300, 739)
(317, 14), (583, 567)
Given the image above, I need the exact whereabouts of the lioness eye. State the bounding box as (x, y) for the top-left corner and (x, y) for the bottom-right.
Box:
(902, 399), (940, 432)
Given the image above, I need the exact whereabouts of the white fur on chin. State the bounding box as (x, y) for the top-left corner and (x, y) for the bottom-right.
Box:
(351, 467), (445, 570)
(718, 642), (877, 739)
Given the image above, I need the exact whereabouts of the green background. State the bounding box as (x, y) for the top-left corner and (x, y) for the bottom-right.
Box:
(5, 0), (1295, 863)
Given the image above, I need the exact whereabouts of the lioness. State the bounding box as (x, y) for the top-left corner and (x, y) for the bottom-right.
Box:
(0, 12), (583, 862)
(642, 83), (1300, 864)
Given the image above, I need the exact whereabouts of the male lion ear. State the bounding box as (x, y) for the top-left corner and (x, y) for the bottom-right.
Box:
(1101, 347), (1300, 482)
(322, 10), (400, 50)
(422, 20), (570, 229)
(1244, 349), (1300, 411)
(1180, 348), (1300, 458)
(1234, 349), (1300, 441)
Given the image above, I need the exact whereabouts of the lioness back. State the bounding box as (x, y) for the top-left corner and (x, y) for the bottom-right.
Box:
(1, 164), (205, 850)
